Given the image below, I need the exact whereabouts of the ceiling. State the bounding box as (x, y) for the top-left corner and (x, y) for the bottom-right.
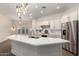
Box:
(0, 3), (79, 20)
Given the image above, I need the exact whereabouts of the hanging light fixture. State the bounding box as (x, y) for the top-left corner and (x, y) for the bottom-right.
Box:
(16, 3), (29, 18)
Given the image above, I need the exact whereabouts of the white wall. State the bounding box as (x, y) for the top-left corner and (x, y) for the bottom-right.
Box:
(0, 14), (33, 42)
(0, 15), (12, 42)
(32, 13), (63, 30)
(31, 6), (79, 38)
(33, 6), (79, 30)
(61, 7), (79, 23)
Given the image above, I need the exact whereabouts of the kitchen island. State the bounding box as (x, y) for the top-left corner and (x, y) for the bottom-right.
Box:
(7, 35), (69, 56)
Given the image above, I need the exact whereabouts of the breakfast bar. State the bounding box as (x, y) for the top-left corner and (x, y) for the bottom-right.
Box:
(7, 35), (69, 56)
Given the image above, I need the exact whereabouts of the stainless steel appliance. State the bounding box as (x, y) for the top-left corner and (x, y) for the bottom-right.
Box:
(61, 20), (79, 56)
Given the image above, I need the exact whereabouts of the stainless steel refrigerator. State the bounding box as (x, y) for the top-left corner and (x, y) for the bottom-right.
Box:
(61, 20), (79, 56)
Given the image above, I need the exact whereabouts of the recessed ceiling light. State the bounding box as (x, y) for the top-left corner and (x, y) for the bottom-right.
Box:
(35, 5), (38, 8)
(56, 6), (60, 9)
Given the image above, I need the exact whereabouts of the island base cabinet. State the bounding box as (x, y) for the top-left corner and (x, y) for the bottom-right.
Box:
(37, 44), (62, 56)
(11, 40), (62, 56)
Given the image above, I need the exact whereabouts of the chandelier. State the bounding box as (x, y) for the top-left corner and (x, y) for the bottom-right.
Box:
(16, 3), (29, 18)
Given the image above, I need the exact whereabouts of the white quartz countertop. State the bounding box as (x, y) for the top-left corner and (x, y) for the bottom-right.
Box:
(7, 35), (69, 46)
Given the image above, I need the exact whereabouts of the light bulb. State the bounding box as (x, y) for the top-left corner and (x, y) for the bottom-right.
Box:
(26, 5), (29, 8)
(16, 8), (18, 12)
(56, 6), (60, 9)
(11, 27), (16, 32)
(18, 13), (21, 17)
(19, 21), (21, 24)
(23, 11), (26, 15)
(35, 5), (38, 8)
